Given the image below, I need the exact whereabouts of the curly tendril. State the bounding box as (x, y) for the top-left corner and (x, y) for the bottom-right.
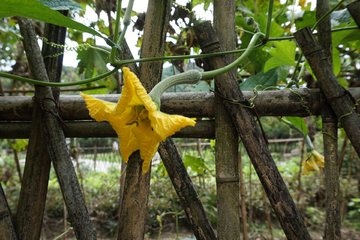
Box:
(39, 37), (92, 58)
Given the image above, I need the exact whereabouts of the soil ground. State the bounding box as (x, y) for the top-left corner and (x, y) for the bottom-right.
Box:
(41, 218), (360, 240)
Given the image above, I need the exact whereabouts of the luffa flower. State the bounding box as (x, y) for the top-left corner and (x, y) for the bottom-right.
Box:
(80, 67), (196, 174)
(302, 150), (325, 175)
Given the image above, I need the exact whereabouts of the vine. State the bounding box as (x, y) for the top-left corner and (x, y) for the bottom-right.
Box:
(337, 97), (360, 127)
(39, 37), (95, 58)
(289, 89), (313, 117)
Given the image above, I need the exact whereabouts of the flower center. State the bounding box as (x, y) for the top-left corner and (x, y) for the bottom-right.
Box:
(126, 105), (148, 126)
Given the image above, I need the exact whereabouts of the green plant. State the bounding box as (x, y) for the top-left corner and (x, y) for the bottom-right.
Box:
(347, 198), (360, 219)
(304, 206), (325, 229)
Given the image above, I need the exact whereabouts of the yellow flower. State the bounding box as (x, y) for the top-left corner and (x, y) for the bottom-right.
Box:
(80, 67), (195, 174)
(302, 150), (325, 175)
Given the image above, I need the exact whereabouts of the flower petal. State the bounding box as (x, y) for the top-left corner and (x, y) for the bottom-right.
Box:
(131, 120), (160, 174)
(120, 67), (157, 113)
(313, 150), (325, 168)
(302, 163), (311, 175)
(114, 67), (144, 116)
(80, 92), (142, 162)
(81, 68), (197, 174)
(149, 111), (196, 141)
(80, 92), (116, 122)
(302, 155), (320, 175)
(107, 115), (140, 163)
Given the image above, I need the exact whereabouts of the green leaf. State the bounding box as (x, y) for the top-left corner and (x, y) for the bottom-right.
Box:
(332, 47), (341, 77)
(39, 0), (84, 11)
(77, 45), (111, 79)
(248, 48), (269, 73)
(236, 13), (283, 73)
(330, 8), (352, 25)
(192, 0), (211, 11)
(77, 45), (115, 92)
(238, 5), (254, 15)
(284, 116), (308, 137)
(295, 10), (316, 30)
(0, 27), (21, 40)
(7, 139), (28, 152)
(240, 65), (290, 91)
(0, 0), (111, 44)
(183, 155), (208, 175)
(264, 40), (296, 73)
(257, 13), (284, 38)
(332, 23), (360, 47)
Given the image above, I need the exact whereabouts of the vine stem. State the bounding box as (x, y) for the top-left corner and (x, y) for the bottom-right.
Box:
(113, 0), (122, 44)
(280, 117), (314, 151)
(1, 33), (263, 89)
(0, 43), (264, 88)
(148, 32), (263, 107)
(268, 26), (359, 42)
(265, 0), (274, 40)
(117, 0), (134, 46)
(286, 51), (304, 88)
(0, 68), (118, 87)
(202, 32), (264, 79)
(112, 43), (264, 67)
(110, 0), (134, 64)
(149, 70), (202, 108)
(53, 227), (73, 240)
(312, 0), (346, 31)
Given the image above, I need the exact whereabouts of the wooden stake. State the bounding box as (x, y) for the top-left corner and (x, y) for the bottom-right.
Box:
(294, 27), (360, 158)
(15, 13), (67, 240)
(18, 18), (96, 240)
(0, 183), (17, 239)
(316, 1), (341, 238)
(213, 1), (241, 239)
(239, 152), (248, 240)
(194, 21), (311, 239)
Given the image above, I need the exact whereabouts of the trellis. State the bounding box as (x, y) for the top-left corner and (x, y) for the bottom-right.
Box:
(1, 0), (360, 240)
(2, 89), (360, 139)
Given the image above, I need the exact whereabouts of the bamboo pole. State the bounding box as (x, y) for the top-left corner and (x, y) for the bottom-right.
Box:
(347, 0), (360, 28)
(296, 140), (305, 210)
(316, 1), (341, 238)
(14, 14), (67, 240)
(2, 88), (360, 121)
(294, 27), (360, 159)
(13, 149), (22, 183)
(0, 120), (215, 139)
(239, 151), (248, 240)
(0, 85), (106, 94)
(141, 1), (217, 238)
(17, 18), (96, 240)
(213, 1), (241, 239)
(0, 183), (17, 240)
(341, 148), (355, 220)
(194, 21), (311, 239)
(248, 161), (253, 231)
(338, 135), (349, 171)
(262, 187), (273, 240)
